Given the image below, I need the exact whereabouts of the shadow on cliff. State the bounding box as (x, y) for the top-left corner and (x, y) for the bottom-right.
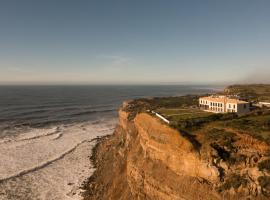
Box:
(179, 129), (202, 151)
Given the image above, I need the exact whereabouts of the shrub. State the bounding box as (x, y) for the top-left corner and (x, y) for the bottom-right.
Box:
(218, 174), (248, 191)
(258, 176), (270, 196)
(258, 159), (270, 172)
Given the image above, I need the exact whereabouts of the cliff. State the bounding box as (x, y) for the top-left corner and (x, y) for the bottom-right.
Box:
(83, 102), (270, 200)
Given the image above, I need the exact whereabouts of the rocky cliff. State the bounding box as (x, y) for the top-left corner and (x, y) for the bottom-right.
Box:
(83, 102), (270, 200)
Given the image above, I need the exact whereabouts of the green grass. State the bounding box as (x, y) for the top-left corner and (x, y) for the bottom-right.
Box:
(216, 112), (270, 144)
(124, 84), (270, 144)
(157, 107), (222, 131)
(122, 95), (200, 120)
(157, 108), (212, 119)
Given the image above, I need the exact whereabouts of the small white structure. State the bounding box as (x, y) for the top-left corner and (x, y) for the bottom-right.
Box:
(199, 95), (250, 114)
(151, 111), (170, 124)
(258, 102), (270, 108)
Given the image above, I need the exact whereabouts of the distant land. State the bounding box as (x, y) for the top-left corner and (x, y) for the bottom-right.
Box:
(83, 84), (270, 200)
(224, 84), (270, 101)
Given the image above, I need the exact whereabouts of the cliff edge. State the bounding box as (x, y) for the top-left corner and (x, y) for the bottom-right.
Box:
(83, 100), (270, 200)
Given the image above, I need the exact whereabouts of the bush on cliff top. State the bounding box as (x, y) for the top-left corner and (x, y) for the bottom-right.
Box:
(258, 159), (270, 172)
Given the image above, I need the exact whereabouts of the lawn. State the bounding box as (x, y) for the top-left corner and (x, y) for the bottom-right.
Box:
(155, 100), (270, 144)
(157, 108), (214, 121)
(123, 87), (270, 144)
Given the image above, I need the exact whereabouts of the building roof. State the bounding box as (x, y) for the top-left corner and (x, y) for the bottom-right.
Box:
(199, 96), (248, 104)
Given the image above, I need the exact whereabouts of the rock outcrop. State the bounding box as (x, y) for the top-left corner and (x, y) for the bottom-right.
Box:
(83, 103), (270, 200)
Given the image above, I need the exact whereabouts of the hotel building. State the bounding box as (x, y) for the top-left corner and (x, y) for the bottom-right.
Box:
(199, 96), (250, 114)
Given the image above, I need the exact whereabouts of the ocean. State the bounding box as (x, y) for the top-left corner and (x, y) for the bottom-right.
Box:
(0, 85), (221, 200)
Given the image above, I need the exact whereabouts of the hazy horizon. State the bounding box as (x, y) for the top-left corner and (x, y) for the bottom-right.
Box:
(1, 0), (270, 84)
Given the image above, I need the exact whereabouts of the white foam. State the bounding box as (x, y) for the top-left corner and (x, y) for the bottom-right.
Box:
(0, 118), (117, 200)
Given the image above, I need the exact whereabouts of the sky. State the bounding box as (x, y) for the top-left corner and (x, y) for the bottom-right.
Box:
(0, 0), (270, 85)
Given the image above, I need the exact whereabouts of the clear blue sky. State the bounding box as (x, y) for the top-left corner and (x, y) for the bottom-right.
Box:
(0, 0), (270, 84)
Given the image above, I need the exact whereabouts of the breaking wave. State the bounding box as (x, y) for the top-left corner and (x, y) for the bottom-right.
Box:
(0, 118), (117, 200)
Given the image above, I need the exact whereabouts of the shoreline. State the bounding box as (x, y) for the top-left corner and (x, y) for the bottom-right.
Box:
(81, 90), (270, 199)
(81, 123), (133, 200)
(81, 135), (108, 198)
(0, 120), (116, 200)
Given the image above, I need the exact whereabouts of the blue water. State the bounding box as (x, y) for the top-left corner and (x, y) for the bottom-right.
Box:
(0, 85), (222, 131)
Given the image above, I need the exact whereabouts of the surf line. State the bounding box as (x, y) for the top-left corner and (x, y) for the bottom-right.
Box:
(0, 138), (99, 183)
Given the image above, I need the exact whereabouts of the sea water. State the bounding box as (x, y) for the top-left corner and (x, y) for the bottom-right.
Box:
(0, 85), (221, 200)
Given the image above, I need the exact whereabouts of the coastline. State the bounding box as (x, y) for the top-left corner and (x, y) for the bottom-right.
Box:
(82, 124), (133, 200)
(82, 90), (270, 199)
(0, 120), (116, 200)
(81, 135), (109, 199)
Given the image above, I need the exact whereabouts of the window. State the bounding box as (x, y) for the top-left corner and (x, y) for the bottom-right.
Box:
(229, 104), (231, 108)
(233, 105), (236, 109)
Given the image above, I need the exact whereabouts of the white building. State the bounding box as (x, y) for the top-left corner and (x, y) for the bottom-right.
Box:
(199, 96), (250, 114)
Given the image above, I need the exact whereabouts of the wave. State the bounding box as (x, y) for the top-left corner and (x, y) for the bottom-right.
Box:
(51, 132), (64, 140)
(0, 127), (60, 144)
(0, 103), (115, 114)
(18, 128), (61, 142)
(0, 108), (117, 126)
(0, 138), (98, 183)
(66, 108), (116, 117)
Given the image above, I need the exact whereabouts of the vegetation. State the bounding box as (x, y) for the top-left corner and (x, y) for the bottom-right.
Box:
(167, 111), (237, 132)
(123, 95), (200, 120)
(124, 85), (270, 144)
(204, 128), (237, 147)
(216, 110), (270, 144)
(218, 174), (248, 191)
(258, 159), (270, 172)
(224, 84), (270, 102)
(258, 176), (270, 196)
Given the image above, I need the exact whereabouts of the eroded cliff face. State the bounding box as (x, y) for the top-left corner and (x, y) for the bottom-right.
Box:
(127, 112), (221, 199)
(83, 105), (270, 200)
